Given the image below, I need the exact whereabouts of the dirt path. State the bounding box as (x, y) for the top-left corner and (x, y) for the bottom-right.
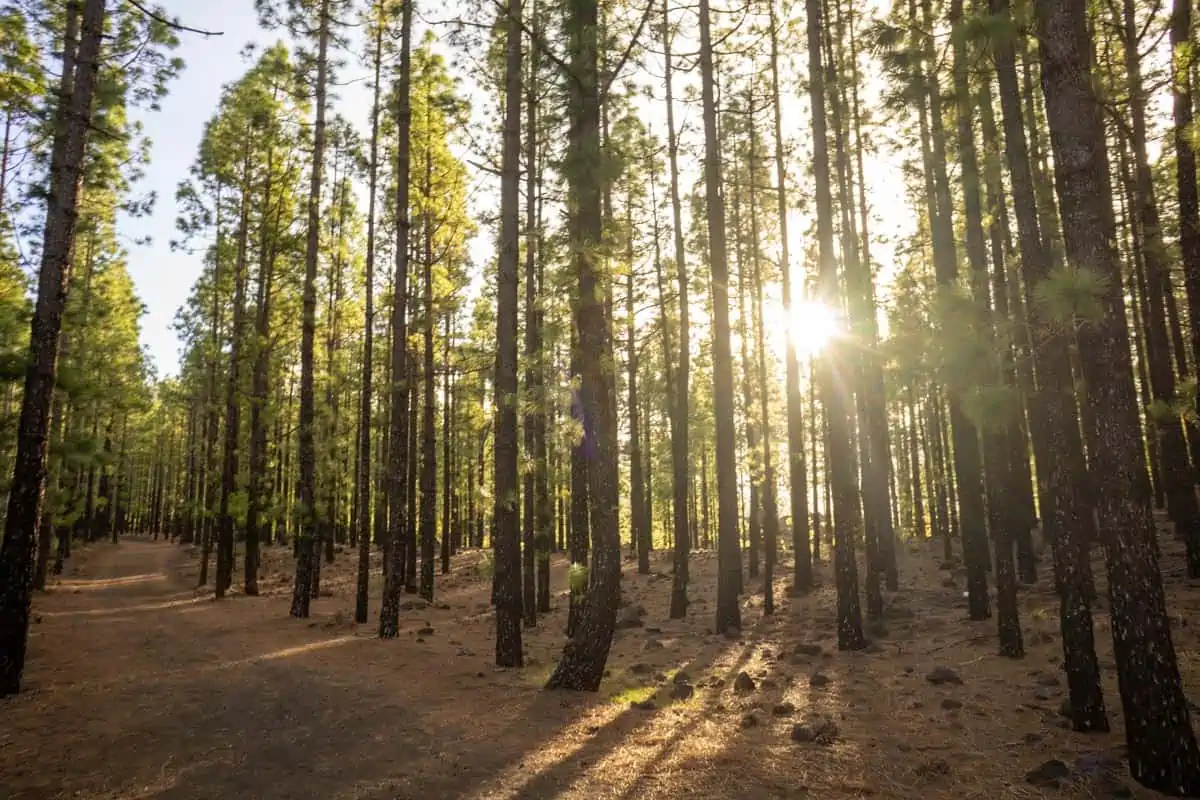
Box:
(1, 535), (1191, 800)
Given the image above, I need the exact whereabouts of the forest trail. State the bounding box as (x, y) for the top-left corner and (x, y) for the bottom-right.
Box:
(1, 535), (1192, 800)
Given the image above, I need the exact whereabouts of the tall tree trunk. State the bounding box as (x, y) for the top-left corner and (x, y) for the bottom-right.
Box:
(916, 0), (989, 620)
(694, 0), (742, 637)
(0, 0), (104, 697)
(1117, 0), (1200, 576)
(661, 0), (691, 616)
(807, 0), (863, 649)
(626, 195), (649, 576)
(420, 165), (436, 602)
(545, 0), (620, 691)
(355, 8), (384, 622)
(991, 0), (1105, 730)
(1036, 0), (1200, 789)
(949, 0), (1020, 653)
(1174, 0), (1200, 396)
(290, 0), (331, 619)
(380, 0), (414, 638)
(494, 0), (525, 665)
(217, 140), (252, 599)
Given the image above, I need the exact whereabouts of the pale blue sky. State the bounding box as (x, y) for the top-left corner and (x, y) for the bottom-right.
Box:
(124, 0), (373, 378)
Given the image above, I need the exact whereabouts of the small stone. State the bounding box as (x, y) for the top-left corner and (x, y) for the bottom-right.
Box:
(794, 642), (823, 657)
(673, 671), (692, 685)
(415, 637), (425, 643)
(456, 648), (475, 657)
(1075, 750), (1124, 779)
(643, 639), (664, 651)
(617, 605), (647, 629)
(926, 666), (963, 686)
(790, 716), (839, 745)
(630, 663), (652, 675)
(1033, 686), (1055, 702)
(1025, 759), (1071, 788)
(435, 602), (451, 610)
(740, 713), (759, 729)
(940, 578), (957, 589)
(903, 666), (914, 674)
(645, 626), (662, 634)
(670, 683), (695, 701)
(915, 758), (952, 780)
(734, 671), (757, 693)
(940, 698), (963, 711)
(772, 702), (796, 717)
(1023, 732), (1043, 744)
(809, 672), (830, 688)
(417, 626), (435, 636)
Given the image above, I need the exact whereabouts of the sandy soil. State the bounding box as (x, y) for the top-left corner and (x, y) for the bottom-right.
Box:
(1, 524), (1196, 800)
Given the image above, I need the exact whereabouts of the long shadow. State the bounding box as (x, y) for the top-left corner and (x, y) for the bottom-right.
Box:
(506, 625), (763, 800)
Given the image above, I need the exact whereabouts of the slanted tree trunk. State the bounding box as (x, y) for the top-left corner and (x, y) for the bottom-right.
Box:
(0, 0), (105, 697)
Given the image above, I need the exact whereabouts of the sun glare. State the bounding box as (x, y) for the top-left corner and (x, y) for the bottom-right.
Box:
(788, 300), (840, 356)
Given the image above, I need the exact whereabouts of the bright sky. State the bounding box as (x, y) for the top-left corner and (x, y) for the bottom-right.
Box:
(123, 0), (378, 378)
(122, 0), (911, 379)
(122, 0), (276, 378)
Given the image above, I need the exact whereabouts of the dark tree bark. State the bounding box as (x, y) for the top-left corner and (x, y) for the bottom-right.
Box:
(916, 0), (989, 620)
(355, 9), (384, 622)
(695, 0), (742, 637)
(949, 0), (1020, 654)
(991, 0), (1104, 726)
(379, 0), (414, 638)
(1116, 0), (1200, 576)
(768, 0), (809, 597)
(626, 196), (650, 576)
(1174, 0), (1200, 427)
(545, 0), (620, 691)
(1036, 0), (1200, 788)
(217, 139), (252, 599)
(0, 0), (105, 697)
(493, 0), (525, 666)
(807, 0), (863, 649)
(290, 0), (331, 619)
(661, 0), (691, 617)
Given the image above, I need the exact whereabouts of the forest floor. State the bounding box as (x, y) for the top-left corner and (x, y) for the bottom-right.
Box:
(2, 525), (1197, 800)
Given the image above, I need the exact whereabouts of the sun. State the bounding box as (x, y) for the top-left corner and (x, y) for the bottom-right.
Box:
(788, 300), (840, 356)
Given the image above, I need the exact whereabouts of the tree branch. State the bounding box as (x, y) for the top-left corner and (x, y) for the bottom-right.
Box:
(124, 0), (224, 36)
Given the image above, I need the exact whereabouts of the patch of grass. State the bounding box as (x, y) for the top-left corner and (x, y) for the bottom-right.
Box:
(609, 685), (656, 706)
